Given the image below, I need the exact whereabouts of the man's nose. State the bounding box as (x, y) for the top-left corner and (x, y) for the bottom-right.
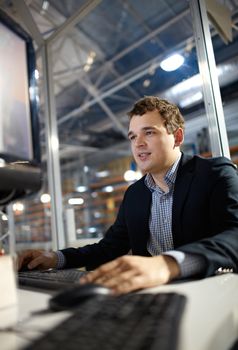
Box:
(135, 134), (145, 146)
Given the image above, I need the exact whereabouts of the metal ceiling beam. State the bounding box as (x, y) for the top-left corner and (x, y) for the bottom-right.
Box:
(44, 32), (129, 137)
(109, 66), (140, 99)
(82, 69), (108, 105)
(97, 8), (190, 68)
(79, 76), (128, 138)
(48, 8), (190, 82)
(123, 0), (167, 51)
(30, 1), (186, 106)
(46, 0), (102, 45)
(12, 0), (44, 48)
(55, 6), (196, 128)
(30, 0), (105, 62)
(36, 7), (190, 113)
(57, 48), (171, 126)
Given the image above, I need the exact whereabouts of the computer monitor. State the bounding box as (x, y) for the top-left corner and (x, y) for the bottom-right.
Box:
(0, 9), (42, 205)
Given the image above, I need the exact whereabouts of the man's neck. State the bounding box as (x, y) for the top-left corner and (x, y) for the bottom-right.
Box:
(152, 174), (169, 192)
(150, 152), (181, 190)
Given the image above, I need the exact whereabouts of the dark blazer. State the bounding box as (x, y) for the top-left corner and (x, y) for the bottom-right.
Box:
(61, 154), (238, 277)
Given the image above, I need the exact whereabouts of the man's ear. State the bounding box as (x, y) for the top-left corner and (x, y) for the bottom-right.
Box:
(174, 128), (184, 147)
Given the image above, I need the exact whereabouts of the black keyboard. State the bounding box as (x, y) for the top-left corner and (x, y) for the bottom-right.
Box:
(24, 292), (186, 350)
(18, 268), (87, 290)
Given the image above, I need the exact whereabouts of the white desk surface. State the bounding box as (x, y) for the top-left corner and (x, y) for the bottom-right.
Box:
(1, 274), (238, 350)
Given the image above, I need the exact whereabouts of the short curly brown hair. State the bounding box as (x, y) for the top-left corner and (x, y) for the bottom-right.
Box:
(127, 96), (185, 134)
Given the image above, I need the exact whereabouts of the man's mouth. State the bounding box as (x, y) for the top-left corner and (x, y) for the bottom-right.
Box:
(138, 152), (151, 160)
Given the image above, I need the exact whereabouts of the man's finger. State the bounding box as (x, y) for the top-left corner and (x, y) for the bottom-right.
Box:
(98, 269), (139, 288)
(27, 255), (46, 269)
(94, 269), (151, 294)
(112, 274), (152, 294)
(81, 259), (123, 283)
(88, 265), (132, 285)
(17, 250), (35, 270)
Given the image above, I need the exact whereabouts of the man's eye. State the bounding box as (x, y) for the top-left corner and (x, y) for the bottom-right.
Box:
(146, 131), (153, 135)
(129, 135), (136, 141)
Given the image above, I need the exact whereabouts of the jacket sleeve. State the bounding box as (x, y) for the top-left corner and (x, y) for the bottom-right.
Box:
(178, 159), (238, 277)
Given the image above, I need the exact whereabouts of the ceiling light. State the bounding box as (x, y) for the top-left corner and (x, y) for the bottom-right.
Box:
(83, 64), (91, 72)
(124, 170), (137, 182)
(96, 170), (110, 178)
(124, 170), (142, 182)
(40, 193), (51, 203)
(41, 0), (49, 14)
(135, 171), (142, 180)
(34, 69), (39, 80)
(13, 202), (24, 212)
(50, 136), (59, 151)
(76, 185), (88, 193)
(1, 214), (8, 221)
(83, 166), (89, 173)
(143, 79), (151, 87)
(160, 53), (184, 72)
(86, 56), (94, 65)
(102, 186), (114, 193)
(94, 212), (102, 218)
(42, 1), (49, 11)
(68, 198), (84, 205)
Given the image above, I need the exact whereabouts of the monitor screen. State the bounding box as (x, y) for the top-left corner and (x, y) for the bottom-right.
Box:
(0, 9), (40, 164)
(0, 10), (42, 204)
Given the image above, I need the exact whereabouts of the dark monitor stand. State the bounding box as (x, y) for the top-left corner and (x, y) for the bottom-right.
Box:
(0, 161), (42, 206)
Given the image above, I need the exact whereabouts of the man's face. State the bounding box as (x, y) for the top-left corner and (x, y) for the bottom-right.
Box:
(128, 110), (183, 176)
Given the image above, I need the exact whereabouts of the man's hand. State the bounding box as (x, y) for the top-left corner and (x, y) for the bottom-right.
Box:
(17, 249), (58, 271)
(80, 255), (180, 294)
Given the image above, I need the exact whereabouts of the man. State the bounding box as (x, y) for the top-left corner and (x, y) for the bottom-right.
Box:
(18, 96), (238, 294)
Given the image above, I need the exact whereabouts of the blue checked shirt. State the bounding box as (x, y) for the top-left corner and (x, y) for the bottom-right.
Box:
(145, 153), (206, 277)
(146, 160), (178, 255)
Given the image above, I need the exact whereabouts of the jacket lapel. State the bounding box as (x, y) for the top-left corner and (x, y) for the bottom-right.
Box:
(172, 154), (195, 246)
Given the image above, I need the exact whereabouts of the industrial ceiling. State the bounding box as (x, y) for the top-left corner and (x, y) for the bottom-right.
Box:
(1, 0), (238, 172)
